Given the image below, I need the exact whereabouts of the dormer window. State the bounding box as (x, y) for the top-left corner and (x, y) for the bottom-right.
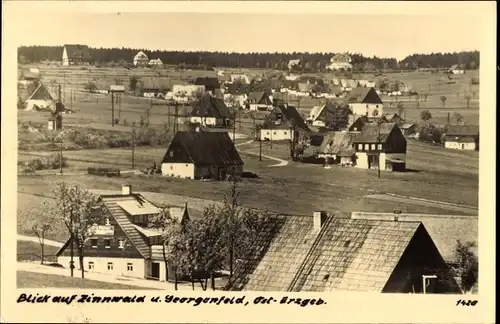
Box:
(169, 151), (174, 157)
(105, 217), (110, 226)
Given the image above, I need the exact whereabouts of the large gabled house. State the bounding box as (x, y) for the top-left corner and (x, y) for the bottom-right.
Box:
(56, 185), (191, 281)
(352, 122), (407, 172)
(225, 211), (461, 293)
(62, 44), (92, 66)
(345, 87), (383, 118)
(247, 91), (273, 111)
(444, 125), (479, 151)
(24, 83), (55, 111)
(189, 94), (232, 127)
(161, 131), (244, 180)
(195, 77), (221, 93)
(316, 131), (359, 166)
(259, 104), (310, 141)
(133, 51), (149, 67)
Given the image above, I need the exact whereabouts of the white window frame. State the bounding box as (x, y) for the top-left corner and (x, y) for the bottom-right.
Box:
(364, 144), (369, 150)
(88, 262), (95, 270)
(118, 239), (125, 249)
(91, 239), (98, 248)
(358, 144), (363, 150)
(377, 144), (382, 150)
(371, 144), (376, 150)
(127, 263), (134, 271)
(107, 262), (114, 270)
(104, 239), (111, 249)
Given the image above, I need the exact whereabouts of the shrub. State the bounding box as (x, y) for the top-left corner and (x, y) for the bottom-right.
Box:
(418, 123), (443, 144)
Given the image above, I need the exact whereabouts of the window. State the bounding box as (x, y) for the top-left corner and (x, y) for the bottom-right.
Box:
(371, 144), (376, 150)
(91, 239), (98, 248)
(118, 239), (125, 249)
(104, 217), (110, 226)
(376, 105), (379, 108)
(104, 239), (111, 248)
(273, 132), (277, 135)
(107, 262), (114, 270)
(127, 263), (134, 271)
(88, 262), (94, 270)
(284, 131), (287, 135)
(377, 144), (382, 150)
(169, 151), (174, 157)
(366, 104), (369, 108)
(364, 144), (369, 150)
(266, 132), (270, 135)
(170, 166), (173, 170)
(358, 144), (363, 150)
(185, 164), (188, 167)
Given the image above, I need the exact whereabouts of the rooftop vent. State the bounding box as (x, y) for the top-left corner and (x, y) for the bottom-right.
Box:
(313, 211), (327, 231)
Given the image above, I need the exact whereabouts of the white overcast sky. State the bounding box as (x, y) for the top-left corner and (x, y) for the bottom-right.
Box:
(8, 4), (484, 60)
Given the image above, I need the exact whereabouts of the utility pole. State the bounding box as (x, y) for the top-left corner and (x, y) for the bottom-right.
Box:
(174, 102), (179, 133)
(132, 128), (136, 169)
(259, 138), (262, 161)
(377, 121), (381, 179)
(111, 93), (115, 127)
(59, 135), (63, 174)
(232, 110), (236, 143)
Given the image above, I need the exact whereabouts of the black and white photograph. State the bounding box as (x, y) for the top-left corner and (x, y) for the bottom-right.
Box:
(1, 1), (495, 323)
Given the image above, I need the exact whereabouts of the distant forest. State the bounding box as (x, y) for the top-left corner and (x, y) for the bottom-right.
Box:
(18, 46), (480, 71)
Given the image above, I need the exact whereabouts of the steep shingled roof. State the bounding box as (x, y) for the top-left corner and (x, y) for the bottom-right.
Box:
(317, 131), (358, 157)
(64, 44), (92, 60)
(262, 105), (310, 131)
(225, 213), (447, 292)
(162, 131), (244, 166)
(353, 122), (399, 143)
(346, 87), (382, 104)
(191, 94), (232, 118)
(195, 77), (221, 91)
(26, 83), (54, 101)
(446, 125), (479, 137)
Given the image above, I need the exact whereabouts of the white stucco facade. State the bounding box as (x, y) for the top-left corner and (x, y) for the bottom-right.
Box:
(327, 62), (353, 71)
(62, 47), (69, 66)
(259, 129), (293, 141)
(57, 256), (146, 279)
(354, 152), (406, 171)
(161, 163), (196, 179)
(189, 116), (218, 126)
(348, 103), (384, 118)
(445, 141), (476, 151)
(25, 99), (54, 111)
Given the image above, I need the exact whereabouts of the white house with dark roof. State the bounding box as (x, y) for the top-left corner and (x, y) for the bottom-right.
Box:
(24, 83), (55, 111)
(444, 125), (479, 151)
(327, 53), (353, 71)
(62, 44), (92, 66)
(345, 87), (384, 118)
(259, 104), (310, 141)
(56, 185), (191, 281)
(134, 51), (149, 67)
(161, 131), (244, 180)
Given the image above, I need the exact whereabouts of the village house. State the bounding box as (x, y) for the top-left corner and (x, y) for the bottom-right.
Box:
(148, 58), (164, 68)
(24, 83), (55, 111)
(19, 67), (41, 86)
(444, 125), (479, 151)
(56, 185), (192, 281)
(259, 104), (309, 141)
(230, 74), (251, 84)
(317, 131), (358, 166)
(352, 122), (407, 172)
(172, 84), (206, 100)
(62, 44), (92, 66)
(189, 94), (232, 127)
(195, 77), (221, 93)
(140, 78), (172, 97)
(225, 211), (461, 293)
(223, 93), (248, 108)
(161, 131), (244, 180)
(327, 53), (353, 71)
(306, 103), (339, 127)
(288, 59), (301, 70)
(345, 87), (384, 118)
(247, 91), (273, 111)
(133, 51), (149, 67)
(447, 64), (465, 75)
(347, 115), (369, 132)
(400, 123), (417, 137)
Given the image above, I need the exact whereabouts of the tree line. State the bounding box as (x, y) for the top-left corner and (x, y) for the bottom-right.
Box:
(18, 46), (479, 70)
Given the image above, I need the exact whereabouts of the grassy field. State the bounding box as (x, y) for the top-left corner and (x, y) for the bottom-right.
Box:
(17, 270), (157, 289)
(17, 241), (60, 261)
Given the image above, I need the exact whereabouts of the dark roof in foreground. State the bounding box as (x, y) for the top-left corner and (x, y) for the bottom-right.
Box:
(225, 213), (434, 292)
(353, 122), (398, 143)
(162, 131), (244, 166)
(195, 77), (221, 90)
(262, 105), (310, 131)
(318, 131), (359, 156)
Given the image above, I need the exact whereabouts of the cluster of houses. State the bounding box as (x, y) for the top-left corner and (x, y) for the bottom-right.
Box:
(133, 51), (164, 68)
(54, 184), (477, 294)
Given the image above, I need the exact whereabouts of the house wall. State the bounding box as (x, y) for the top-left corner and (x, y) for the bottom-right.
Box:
(259, 129), (292, 141)
(445, 141), (476, 151)
(382, 226), (461, 294)
(189, 116), (217, 126)
(452, 70), (465, 75)
(161, 163), (195, 179)
(26, 100), (53, 111)
(312, 120), (326, 127)
(348, 103), (383, 118)
(57, 256), (145, 279)
(62, 47), (69, 66)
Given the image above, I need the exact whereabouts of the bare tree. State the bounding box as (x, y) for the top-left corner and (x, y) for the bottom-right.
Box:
(30, 220), (53, 264)
(440, 95), (447, 109)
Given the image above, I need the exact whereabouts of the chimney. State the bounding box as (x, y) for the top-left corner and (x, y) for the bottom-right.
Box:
(313, 211), (327, 231)
(122, 185), (132, 195)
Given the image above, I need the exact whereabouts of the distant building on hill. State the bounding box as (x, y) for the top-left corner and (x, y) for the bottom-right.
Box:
(327, 53), (353, 71)
(288, 59), (301, 70)
(161, 131), (244, 180)
(444, 125), (479, 151)
(134, 51), (149, 67)
(148, 58), (163, 68)
(447, 64), (465, 75)
(62, 44), (92, 66)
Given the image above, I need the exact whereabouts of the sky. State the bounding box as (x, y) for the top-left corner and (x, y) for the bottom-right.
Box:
(12, 12), (481, 60)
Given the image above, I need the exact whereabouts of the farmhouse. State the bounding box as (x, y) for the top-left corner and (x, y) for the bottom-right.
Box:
(259, 104), (309, 141)
(172, 84), (205, 99)
(195, 77), (221, 93)
(348, 115), (369, 132)
(190, 94), (232, 127)
(230, 74), (251, 84)
(62, 44), (92, 66)
(224, 93), (248, 108)
(133, 51), (149, 67)
(288, 59), (301, 70)
(24, 83), (55, 111)
(148, 58), (164, 67)
(327, 52), (353, 71)
(352, 122), (407, 172)
(161, 131), (244, 180)
(444, 125), (479, 151)
(140, 78), (172, 97)
(447, 64), (465, 75)
(19, 67), (41, 82)
(225, 211), (460, 293)
(306, 103), (337, 127)
(345, 87), (384, 118)
(56, 186), (193, 281)
(247, 91), (273, 111)
(400, 123), (417, 137)
(317, 131), (358, 166)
